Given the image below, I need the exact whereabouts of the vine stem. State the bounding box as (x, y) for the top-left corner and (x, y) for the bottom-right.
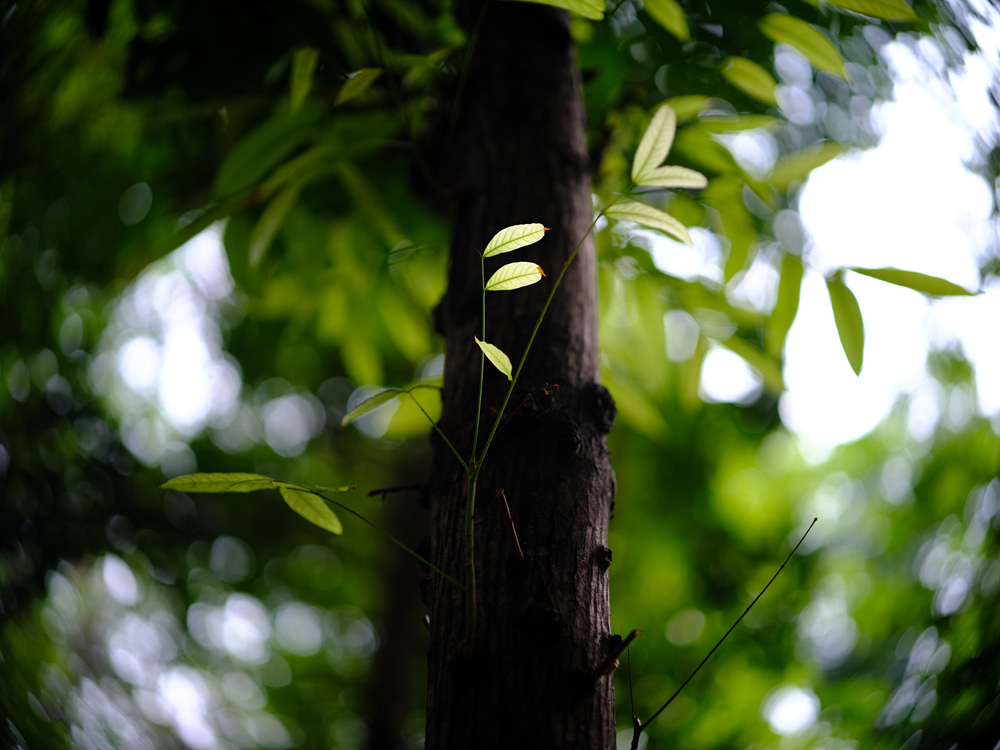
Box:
(632, 518), (818, 746)
(472, 255), (487, 463)
(464, 472), (479, 649)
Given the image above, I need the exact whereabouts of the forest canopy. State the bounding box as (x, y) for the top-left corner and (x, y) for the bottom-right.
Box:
(1, 0), (999, 748)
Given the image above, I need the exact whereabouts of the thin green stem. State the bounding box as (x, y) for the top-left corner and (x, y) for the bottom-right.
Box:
(322, 490), (466, 591)
(405, 391), (469, 473)
(471, 255), (487, 464)
(463, 472), (479, 648)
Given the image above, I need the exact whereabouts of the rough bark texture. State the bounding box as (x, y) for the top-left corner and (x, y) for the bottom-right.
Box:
(424, 3), (618, 748)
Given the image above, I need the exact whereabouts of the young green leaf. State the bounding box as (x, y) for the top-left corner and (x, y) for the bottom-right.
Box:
(161, 472), (285, 493)
(643, 0), (690, 42)
(341, 388), (403, 427)
(605, 201), (693, 245)
(826, 274), (865, 375)
(637, 165), (708, 190)
(475, 337), (513, 381)
(720, 57), (778, 106)
(335, 68), (382, 106)
(280, 487), (344, 535)
(759, 14), (846, 78)
(483, 223), (547, 258)
(850, 267), (977, 296)
(290, 47), (320, 115)
(632, 105), (678, 184)
(485, 261), (546, 291)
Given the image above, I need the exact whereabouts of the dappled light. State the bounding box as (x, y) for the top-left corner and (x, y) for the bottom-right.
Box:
(762, 684), (820, 735)
(3, 0), (999, 748)
(19, 546), (380, 749)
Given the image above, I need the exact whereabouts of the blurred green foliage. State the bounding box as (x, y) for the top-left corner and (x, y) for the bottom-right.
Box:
(1, 1), (998, 749)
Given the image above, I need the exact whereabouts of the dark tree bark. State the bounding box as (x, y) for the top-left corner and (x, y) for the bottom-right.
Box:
(424, 3), (618, 748)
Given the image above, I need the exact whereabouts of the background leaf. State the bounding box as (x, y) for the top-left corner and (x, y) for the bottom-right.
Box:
(759, 13), (846, 78)
(718, 335), (786, 393)
(632, 105), (678, 183)
(483, 223), (547, 258)
(279, 487), (344, 535)
(605, 201), (693, 245)
(850, 267), (977, 296)
(826, 274), (865, 375)
(642, 0), (690, 42)
(213, 108), (321, 198)
(475, 337), (513, 380)
(341, 389), (403, 427)
(289, 47), (319, 115)
(813, 0), (918, 21)
(719, 57), (778, 105)
(769, 142), (845, 189)
(335, 68), (382, 106)
(767, 253), (804, 358)
(249, 179), (308, 269)
(485, 261), (546, 291)
(510, 0), (605, 19)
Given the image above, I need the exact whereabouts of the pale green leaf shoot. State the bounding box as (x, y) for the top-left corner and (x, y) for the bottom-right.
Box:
(720, 57), (778, 106)
(826, 274), (865, 375)
(335, 68), (382, 106)
(280, 487), (343, 535)
(485, 261), (546, 291)
(632, 105), (678, 184)
(605, 201), (693, 245)
(850, 267), (978, 296)
(483, 223), (548, 258)
(475, 337), (513, 381)
(759, 14), (846, 78)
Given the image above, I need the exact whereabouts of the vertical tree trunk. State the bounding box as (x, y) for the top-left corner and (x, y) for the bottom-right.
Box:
(424, 3), (618, 748)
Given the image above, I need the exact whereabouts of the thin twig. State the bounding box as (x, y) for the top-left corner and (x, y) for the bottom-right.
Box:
(593, 628), (641, 678)
(635, 518), (818, 742)
(496, 488), (524, 560)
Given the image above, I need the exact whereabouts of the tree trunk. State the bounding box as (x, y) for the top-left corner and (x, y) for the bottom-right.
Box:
(424, 3), (618, 748)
